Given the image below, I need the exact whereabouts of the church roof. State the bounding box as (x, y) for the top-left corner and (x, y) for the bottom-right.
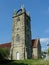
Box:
(32, 39), (39, 48)
(0, 42), (11, 48)
(0, 39), (40, 48)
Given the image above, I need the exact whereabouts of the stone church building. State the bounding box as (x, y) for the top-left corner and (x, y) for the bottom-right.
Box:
(0, 7), (41, 60)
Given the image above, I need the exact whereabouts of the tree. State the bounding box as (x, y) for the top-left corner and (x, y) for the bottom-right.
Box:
(47, 47), (49, 55)
(0, 48), (10, 61)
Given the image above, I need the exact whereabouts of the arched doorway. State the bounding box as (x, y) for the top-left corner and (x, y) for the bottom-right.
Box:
(16, 52), (20, 60)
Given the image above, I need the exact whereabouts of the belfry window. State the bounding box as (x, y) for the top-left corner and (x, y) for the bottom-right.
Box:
(16, 34), (20, 42)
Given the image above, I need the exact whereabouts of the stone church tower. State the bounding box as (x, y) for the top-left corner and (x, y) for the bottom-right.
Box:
(10, 7), (32, 60)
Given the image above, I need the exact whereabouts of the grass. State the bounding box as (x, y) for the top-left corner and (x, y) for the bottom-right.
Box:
(0, 59), (49, 65)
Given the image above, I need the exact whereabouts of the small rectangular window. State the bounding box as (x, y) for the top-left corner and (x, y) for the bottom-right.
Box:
(17, 17), (20, 21)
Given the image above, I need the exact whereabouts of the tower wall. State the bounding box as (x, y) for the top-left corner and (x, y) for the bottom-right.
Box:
(10, 7), (32, 60)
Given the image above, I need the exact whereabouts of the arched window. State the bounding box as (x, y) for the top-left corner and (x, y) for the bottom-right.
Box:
(16, 34), (20, 42)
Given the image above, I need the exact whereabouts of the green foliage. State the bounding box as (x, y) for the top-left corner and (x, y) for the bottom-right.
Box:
(47, 48), (49, 55)
(0, 59), (49, 65)
(0, 48), (10, 60)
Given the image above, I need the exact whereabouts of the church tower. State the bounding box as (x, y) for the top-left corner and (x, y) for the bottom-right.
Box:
(11, 6), (32, 60)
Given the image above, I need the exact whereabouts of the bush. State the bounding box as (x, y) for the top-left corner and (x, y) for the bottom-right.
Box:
(47, 48), (49, 55)
(0, 48), (10, 61)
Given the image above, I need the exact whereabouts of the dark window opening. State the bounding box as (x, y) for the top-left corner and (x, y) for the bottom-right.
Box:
(16, 34), (20, 42)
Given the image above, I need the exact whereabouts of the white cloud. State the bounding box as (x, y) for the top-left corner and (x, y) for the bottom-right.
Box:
(40, 38), (49, 51)
(42, 47), (47, 51)
(40, 38), (49, 43)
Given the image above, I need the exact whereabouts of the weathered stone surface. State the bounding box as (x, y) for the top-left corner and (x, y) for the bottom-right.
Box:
(10, 7), (32, 60)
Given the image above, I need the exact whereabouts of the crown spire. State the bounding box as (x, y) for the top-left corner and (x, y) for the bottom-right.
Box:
(13, 9), (17, 16)
(21, 5), (26, 12)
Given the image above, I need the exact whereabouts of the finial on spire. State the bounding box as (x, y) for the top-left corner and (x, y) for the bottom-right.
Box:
(21, 4), (24, 9)
(13, 9), (17, 16)
(21, 5), (26, 12)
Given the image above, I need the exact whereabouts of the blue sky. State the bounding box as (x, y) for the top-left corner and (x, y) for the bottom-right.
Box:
(0, 0), (49, 51)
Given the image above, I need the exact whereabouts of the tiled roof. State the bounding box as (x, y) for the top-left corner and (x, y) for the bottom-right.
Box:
(32, 39), (38, 48)
(0, 42), (11, 48)
(0, 39), (40, 48)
